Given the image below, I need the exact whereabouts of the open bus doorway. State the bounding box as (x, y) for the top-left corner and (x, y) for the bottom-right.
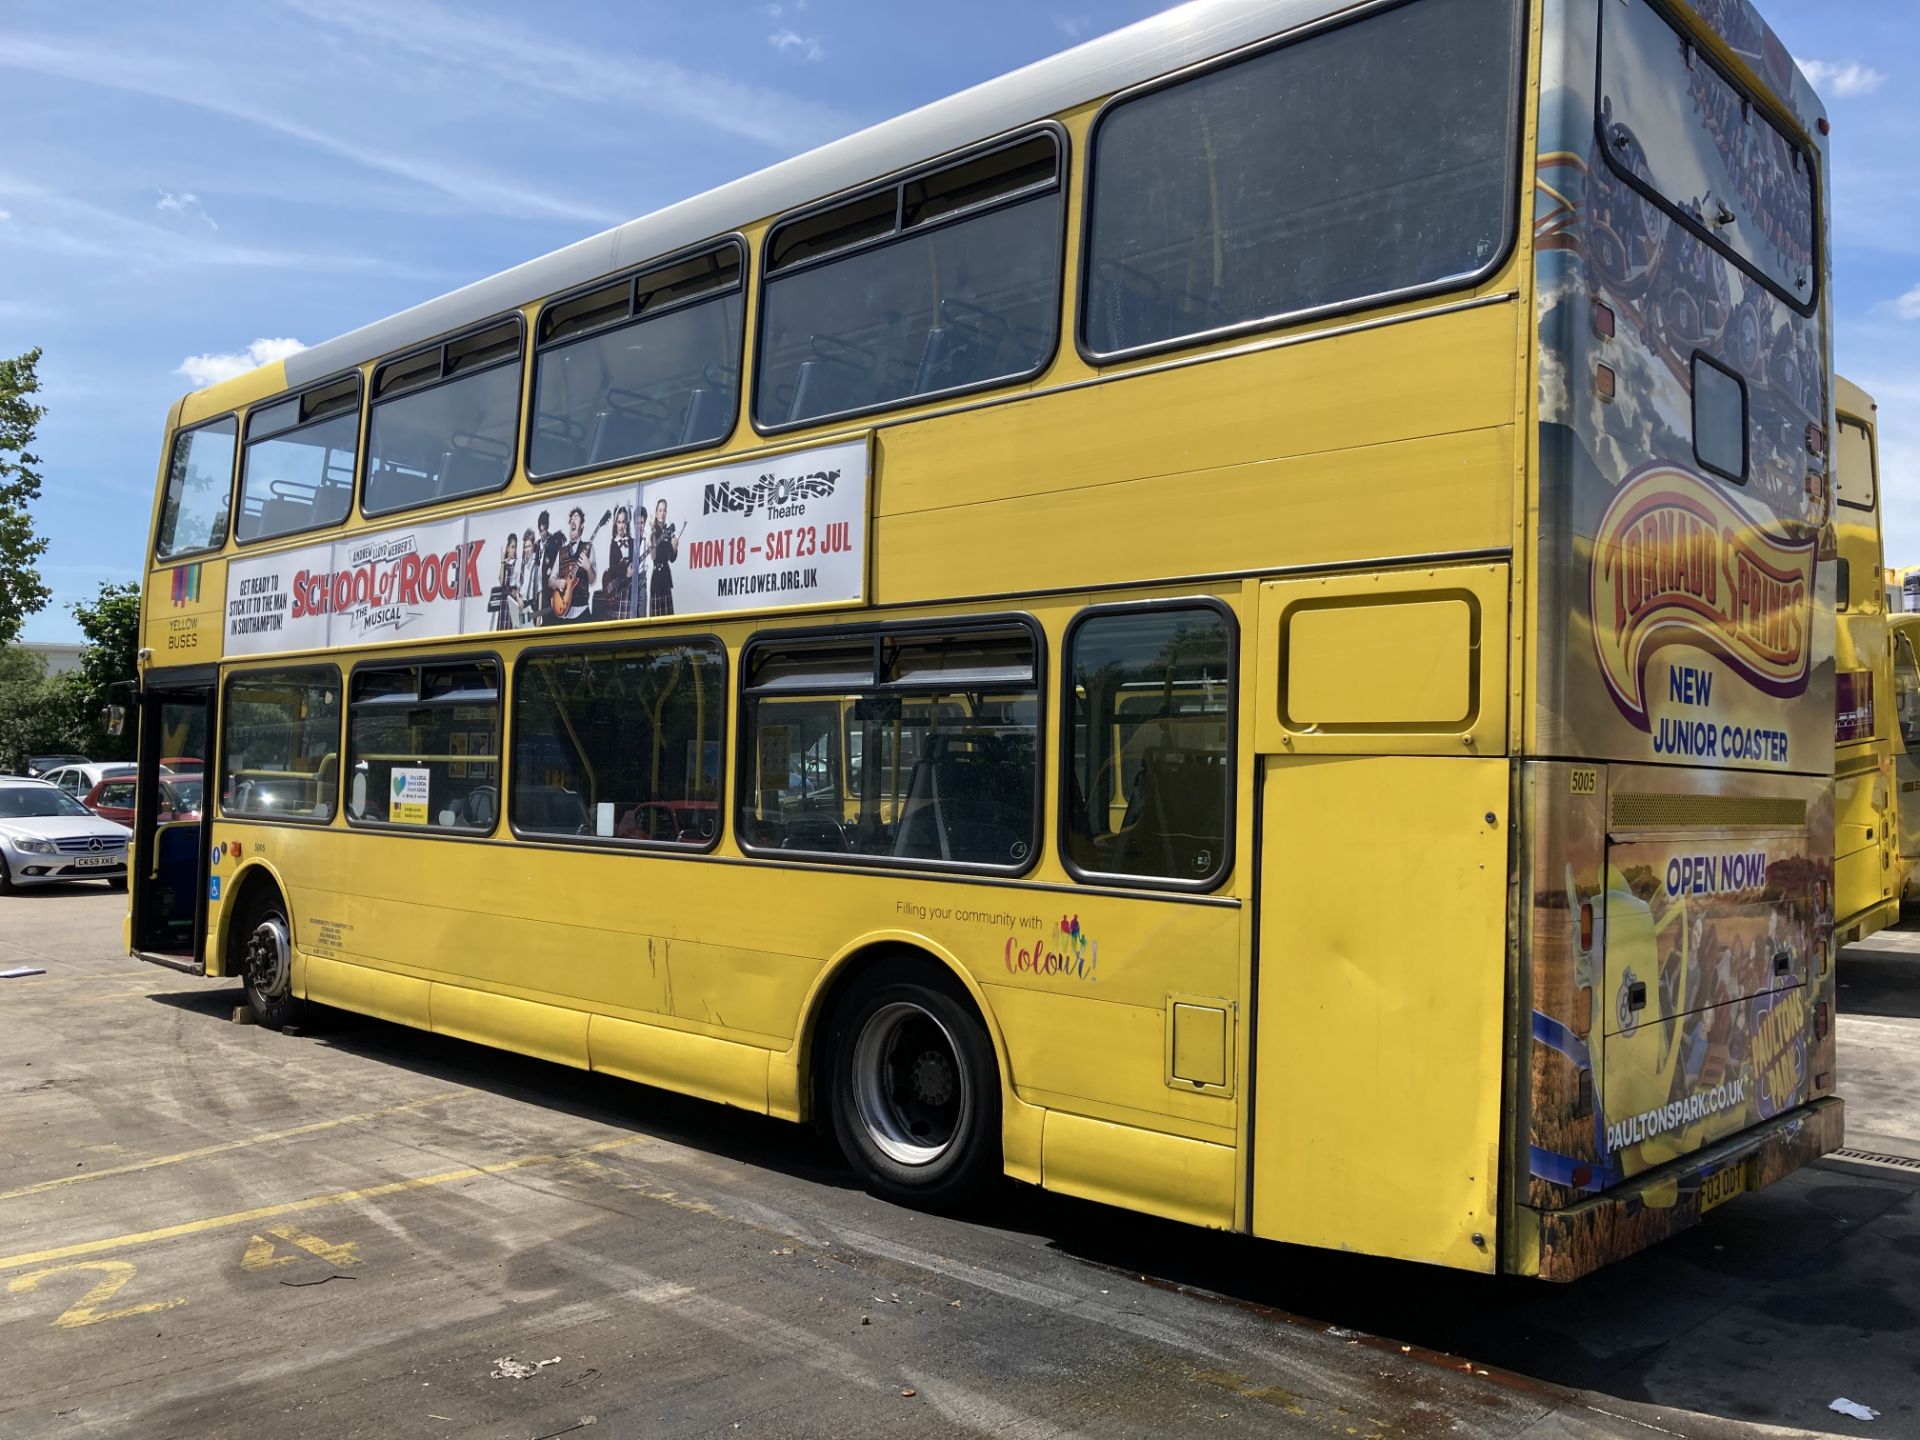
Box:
(131, 677), (213, 968)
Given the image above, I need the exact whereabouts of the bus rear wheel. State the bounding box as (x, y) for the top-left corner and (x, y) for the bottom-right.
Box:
(238, 885), (304, 1030)
(828, 968), (1000, 1208)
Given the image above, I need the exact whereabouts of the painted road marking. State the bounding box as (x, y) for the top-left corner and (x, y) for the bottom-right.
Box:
(7, 1259), (186, 1329)
(0, 1134), (651, 1272)
(241, 1225), (361, 1271)
(0, 1092), (468, 1203)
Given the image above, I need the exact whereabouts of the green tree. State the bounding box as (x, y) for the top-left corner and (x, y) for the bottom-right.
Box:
(65, 581), (141, 760)
(0, 348), (51, 646)
(0, 645), (80, 772)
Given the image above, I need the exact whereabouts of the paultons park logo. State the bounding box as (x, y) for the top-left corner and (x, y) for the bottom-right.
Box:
(1589, 465), (1815, 730)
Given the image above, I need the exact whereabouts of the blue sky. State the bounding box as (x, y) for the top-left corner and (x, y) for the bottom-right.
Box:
(2, 0), (1915, 643)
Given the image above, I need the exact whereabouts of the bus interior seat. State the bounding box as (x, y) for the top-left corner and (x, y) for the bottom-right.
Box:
(258, 496), (312, 537)
(373, 465), (437, 512)
(679, 387), (728, 446)
(894, 739), (1030, 865)
(787, 353), (864, 425)
(588, 408), (671, 466)
(1111, 747), (1224, 878)
(518, 785), (591, 834)
(779, 814), (851, 852)
(438, 444), (508, 498)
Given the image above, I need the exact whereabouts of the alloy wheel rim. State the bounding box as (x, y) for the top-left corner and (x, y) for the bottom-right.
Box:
(245, 915), (291, 1001)
(851, 1000), (968, 1168)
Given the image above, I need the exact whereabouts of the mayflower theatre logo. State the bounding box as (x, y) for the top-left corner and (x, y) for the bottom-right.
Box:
(1590, 465), (1815, 730)
(703, 466), (841, 521)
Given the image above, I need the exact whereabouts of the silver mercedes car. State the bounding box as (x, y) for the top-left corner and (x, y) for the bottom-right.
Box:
(0, 776), (132, 890)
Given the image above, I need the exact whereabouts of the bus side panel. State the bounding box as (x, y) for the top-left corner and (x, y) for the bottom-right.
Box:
(1251, 755), (1508, 1272)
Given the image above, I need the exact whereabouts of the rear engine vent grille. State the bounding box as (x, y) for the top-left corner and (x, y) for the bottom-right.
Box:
(1610, 794), (1806, 831)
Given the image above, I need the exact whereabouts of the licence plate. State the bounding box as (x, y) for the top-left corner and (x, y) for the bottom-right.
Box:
(1699, 1165), (1748, 1213)
(70, 855), (120, 869)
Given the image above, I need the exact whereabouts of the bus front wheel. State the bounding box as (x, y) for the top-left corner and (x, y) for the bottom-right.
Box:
(238, 885), (304, 1030)
(828, 967), (1000, 1209)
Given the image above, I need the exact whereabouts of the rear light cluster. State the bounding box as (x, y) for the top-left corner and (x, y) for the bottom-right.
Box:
(1814, 999), (1830, 1041)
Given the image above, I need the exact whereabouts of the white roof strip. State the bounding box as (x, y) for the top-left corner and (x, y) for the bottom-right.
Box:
(280, 0), (1339, 392)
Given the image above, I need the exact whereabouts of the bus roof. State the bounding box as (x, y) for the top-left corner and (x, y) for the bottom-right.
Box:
(250, 0), (1324, 400)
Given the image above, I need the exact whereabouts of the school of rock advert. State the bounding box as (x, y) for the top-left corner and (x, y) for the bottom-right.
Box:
(223, 439), (869, 656)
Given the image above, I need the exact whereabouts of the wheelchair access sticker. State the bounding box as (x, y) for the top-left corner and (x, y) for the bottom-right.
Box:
(208, 875), (222, 901)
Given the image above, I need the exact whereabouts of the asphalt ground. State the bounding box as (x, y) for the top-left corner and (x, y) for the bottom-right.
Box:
(4, 885), (1919, 1439)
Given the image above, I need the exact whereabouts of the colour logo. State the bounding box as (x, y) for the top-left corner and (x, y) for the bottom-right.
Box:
(170, 563), (202, 607)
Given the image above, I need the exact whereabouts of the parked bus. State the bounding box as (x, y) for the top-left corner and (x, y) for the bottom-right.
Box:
(1890, 610), (1920, 905)
(129, 0), (1841, 1279)
(1832, 377), (1898, 945)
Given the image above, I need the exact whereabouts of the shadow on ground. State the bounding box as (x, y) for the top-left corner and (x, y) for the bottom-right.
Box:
(1839, 948), (1920, 1020)
(145, 983), (1920, 1430)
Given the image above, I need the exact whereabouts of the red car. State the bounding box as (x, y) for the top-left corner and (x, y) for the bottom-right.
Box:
(82, 775), (204, 827)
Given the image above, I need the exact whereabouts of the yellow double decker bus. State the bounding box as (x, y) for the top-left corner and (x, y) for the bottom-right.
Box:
(128, 0), (1842, 1279)
(1831, 377), (1900, 944)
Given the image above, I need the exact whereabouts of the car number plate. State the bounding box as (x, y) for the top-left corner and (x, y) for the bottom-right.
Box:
(1699, 1165), (1748, 1213)
(70, 855), (119, 869)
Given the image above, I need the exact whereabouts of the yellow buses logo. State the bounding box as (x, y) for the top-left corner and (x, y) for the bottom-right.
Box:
(1590, 466), (1815, 729)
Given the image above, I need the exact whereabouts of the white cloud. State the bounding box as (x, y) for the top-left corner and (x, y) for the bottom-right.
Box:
(176, 337), (308, 389)
(156, 190), (216, 230)
(768, 28), (823, 61)
(1055, 15), (1092, 39)
(1795, 58), (1885, 99)
(1895, 284), (1920, 321)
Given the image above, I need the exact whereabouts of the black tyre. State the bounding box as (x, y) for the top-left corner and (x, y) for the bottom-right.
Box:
(0, 855), (11, 891)
(237, 884), (304, 1030)
(827, 966), (1000, 1209)
(106, 874), (127, 891)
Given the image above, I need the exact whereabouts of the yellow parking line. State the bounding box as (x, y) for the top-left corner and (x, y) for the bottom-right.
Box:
(0, 1092), (468, 1202)
(0, 1134), (650, 1271)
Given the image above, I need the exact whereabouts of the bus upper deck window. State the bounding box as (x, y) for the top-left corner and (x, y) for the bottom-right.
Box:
(156, 417), (237, 559)
(1081, 0), (1522, 358)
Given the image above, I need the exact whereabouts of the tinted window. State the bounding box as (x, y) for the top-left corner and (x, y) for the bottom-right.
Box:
(1837, 416), (1875, 512)
(237, 377), (360, 543)
(1600, 0), (1815, 304)
(512, 641), (725, 844)
(1693, 355), (1746, 481)
(740, 625), (1039, 868)
(530, 247), (742, 478)
(365, 322), (521, 515)
(156, 418), (236, 559)
(1065, 606), (1232, 886)
(347, 660), (500, 831)
(757, 133), (1061, 428)
(222, 668), (341, 821)
(1083, 0), (1521, 356)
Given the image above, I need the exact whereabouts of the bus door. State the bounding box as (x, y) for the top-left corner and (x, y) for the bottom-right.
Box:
(1247, 567), (1509, 1270)
(1892, 625), (1920, 875)
(131, 675), (214, 967)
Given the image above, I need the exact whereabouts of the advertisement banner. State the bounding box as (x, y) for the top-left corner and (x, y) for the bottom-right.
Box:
(223, 440), (868, 657)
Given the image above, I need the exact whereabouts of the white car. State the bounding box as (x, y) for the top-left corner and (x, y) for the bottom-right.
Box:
(39, 761), (142, 800)
(0, 777), (132, 890)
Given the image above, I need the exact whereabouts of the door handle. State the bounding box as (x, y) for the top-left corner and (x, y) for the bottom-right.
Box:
(1773, 950), (1792, 977)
